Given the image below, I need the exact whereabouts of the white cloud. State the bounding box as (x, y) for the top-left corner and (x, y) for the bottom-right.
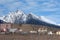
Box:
(0, 0), (18, 4)
(25, 0), (60, 12)
(0, 8), (7, 16)
(0, 0), (60, 12)
(40, 8), (60, 11)
(5, 1), (23, 11)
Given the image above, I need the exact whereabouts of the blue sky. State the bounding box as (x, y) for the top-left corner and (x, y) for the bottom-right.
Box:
(0, 0), (60, 24)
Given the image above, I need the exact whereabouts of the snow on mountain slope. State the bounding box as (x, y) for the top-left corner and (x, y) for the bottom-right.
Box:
(27, 13), (56, 24)
(0, 16), (5, 20)
(57, 24), (60, 26)
(40, 16), (56, 24)
(2, 10), (27, 23)
(0, 10), (56, 24)
(27, 13), (40, 20)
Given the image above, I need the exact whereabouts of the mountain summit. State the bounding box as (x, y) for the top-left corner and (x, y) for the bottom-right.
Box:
(1, 10), (27, 24)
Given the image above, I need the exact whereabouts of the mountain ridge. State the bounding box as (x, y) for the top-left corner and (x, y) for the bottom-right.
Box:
(0, 10), (57, 25)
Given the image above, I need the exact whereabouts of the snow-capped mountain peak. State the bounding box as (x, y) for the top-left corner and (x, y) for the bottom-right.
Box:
(9, 10), (24, 17)
(1, 10), (27, 23)
(0, 10), (56, 25)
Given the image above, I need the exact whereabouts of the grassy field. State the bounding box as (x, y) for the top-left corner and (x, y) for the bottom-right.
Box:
(0, 34), (60, 40)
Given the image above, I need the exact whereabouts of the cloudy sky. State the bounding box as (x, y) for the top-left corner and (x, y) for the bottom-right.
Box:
(0, 0), (60, 24)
